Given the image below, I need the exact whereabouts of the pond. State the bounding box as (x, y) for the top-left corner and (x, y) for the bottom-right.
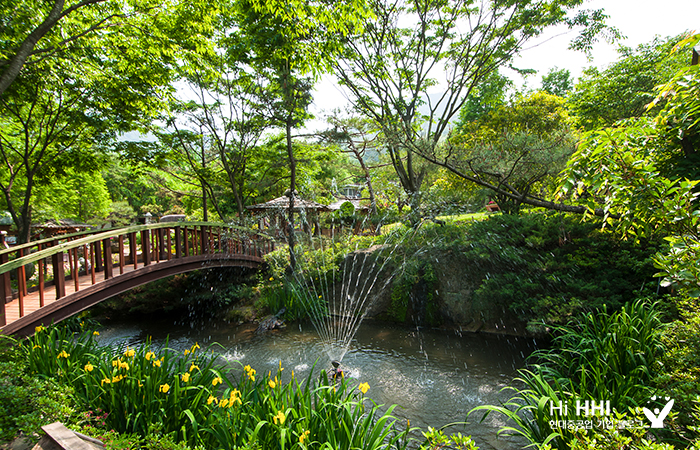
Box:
(96, 316), (536, 449)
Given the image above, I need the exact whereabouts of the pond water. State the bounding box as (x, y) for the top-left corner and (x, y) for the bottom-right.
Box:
(96, 317), (536, 450)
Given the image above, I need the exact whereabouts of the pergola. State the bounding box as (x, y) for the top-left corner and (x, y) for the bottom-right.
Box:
(247, 191), (329, 237)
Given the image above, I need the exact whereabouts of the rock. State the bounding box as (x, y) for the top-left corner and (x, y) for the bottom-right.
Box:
(256, 308), (286, 333)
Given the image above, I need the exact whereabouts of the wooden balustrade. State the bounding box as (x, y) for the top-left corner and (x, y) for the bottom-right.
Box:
(0, 222), (275, 327)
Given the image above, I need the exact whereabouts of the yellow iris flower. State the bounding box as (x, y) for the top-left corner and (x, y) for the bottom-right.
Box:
(273, 410), (285, 425)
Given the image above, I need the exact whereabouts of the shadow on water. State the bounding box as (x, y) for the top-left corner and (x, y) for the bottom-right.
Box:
(97, 316), (536, 450)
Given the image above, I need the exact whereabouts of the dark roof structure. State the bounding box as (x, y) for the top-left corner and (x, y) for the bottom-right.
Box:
(32, 219), (91, 236)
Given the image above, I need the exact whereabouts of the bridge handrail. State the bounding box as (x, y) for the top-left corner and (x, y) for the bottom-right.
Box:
(0, 222), (273, 275)
(0, 228), (110, 257)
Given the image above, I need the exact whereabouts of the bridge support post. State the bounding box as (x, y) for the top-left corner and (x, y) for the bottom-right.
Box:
(184, 227), (190, 256)
(175, 226), (182, 258)
(129, 232), (137, 268)
(103, 238), (113, 279)
(201, 227), (209, 254)
(0, 233), (6, 325)
(157, 228), (165, 260)
(51, 244), (66, 299)
(94, 239), (103, 273)
(141, 230), (151, 266)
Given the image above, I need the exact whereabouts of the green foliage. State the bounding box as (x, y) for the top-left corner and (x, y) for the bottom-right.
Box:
(423, 173), (488, 216)
(390, 260), (440, 326)
(567, 34), (690, 130)
(456, 70), (512, 125)
(18, 325), (412, 450)
(472, 366), (578, 449)
(335, 0), (615, 206)
(0, 337), (79, 444)
(102, 154), (181, 219)
(419, 427), (479, 450)
(261, 234), (389, 320)
(568, 408), (680, 450)
(654, 295), (700, 443)
(0, 0), (225, 242)
(107, 201), (138, 227)
(450, 92), (576, 214)
(535, 300), (665, 406)
(559, 34), (700, 296)
(472, 301), (667, 450)
(257, 280), (312, 321)
(464, 213), (661, 326)
(541, 67), (573, 98)
(33, 167), (112, 224)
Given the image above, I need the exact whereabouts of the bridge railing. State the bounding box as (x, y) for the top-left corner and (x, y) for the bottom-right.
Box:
(0, 222), (274, 326)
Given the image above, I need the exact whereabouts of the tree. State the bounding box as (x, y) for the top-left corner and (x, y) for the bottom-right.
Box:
(228, 0), (371, 267)
(567, 35), (690, 131)
(158, 67), (271, 220)
(541, 67), (573, 97)
(321, 114), (385, 215)
(334, 0), (618, 219)
(449, 92), (576, 214)
(559, 34), (700, 295)
(102, 153), (181, 217)
(33, 167), (111, 224)
(456, 70), (512, 126)
(0, 0), (109, 97)
(0, 61), (105, 243)
(0, 0), (221, 243)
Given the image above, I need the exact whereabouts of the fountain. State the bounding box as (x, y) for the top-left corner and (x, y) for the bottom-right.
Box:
(285, 229), (407, 364)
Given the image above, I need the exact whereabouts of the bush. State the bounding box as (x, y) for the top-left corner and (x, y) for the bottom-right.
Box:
(0, 337), (79, 444)
(95, 268), (256, 318)
(464, 212), (662, 327)
(654, 295), (700, 443)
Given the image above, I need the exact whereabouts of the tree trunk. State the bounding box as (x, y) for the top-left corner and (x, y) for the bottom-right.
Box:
(286, 117), (297, 270)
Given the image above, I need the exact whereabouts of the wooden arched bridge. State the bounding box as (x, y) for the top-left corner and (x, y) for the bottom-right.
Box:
(0, 222), (274, 336)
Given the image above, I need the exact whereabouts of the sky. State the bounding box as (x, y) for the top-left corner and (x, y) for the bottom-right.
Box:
(307, 0), (700, 127)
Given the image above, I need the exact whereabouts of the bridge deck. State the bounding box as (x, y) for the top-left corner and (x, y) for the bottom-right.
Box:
(3, 264), (140, 327)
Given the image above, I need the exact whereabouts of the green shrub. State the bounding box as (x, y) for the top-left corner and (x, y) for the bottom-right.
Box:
(0, 337), (79, 444)
(96, 269), (256, 318)
(390, 260), (441, 326)
(464, 212), (662, 326)
(654, 295), (700, 443)
(535, 300), (665, 406)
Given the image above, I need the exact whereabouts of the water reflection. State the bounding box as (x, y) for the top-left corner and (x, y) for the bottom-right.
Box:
(96, 318), (534, 450)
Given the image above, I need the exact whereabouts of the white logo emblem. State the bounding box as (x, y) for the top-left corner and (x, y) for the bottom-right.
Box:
(642, 396), (674, 428)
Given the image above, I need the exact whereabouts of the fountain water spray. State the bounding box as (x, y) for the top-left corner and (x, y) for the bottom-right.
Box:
(284, 218), (417, 364)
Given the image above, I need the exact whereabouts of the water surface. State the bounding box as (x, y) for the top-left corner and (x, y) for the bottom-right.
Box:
(97, 317), (535, 449)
